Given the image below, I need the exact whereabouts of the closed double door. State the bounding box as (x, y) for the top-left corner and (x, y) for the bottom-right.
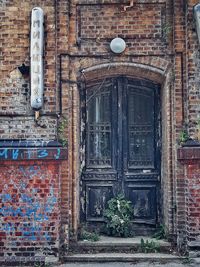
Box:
(81, 77), (161, 226)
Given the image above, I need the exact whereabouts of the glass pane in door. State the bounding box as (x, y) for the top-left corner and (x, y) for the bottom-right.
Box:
(128, 86), (155, 169)
(87, 84), (112, 167)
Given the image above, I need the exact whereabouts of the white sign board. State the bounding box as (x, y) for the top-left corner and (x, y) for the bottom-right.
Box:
(194, 4), (200, 45)
(30, 7), (44, 110)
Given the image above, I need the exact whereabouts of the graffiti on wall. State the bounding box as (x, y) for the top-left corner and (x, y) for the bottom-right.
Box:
(0, 164), (59, 243)
(0, 148), (62, 160)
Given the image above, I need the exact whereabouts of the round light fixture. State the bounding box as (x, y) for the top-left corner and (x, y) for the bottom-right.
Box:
(110, 37), (126, 54)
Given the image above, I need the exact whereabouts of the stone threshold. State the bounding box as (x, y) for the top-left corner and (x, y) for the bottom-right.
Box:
(77, 235), (171, 247)
(63, 253), (181, 263)
(68, 235), (173, 255)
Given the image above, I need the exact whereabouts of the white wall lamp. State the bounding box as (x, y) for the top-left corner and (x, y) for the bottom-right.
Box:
(194, 4), (200, 45)
(110, 37), (126, 54)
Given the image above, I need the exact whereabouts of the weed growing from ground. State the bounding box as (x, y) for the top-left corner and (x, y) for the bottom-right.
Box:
(80, 229), (100, 242)
(139, 238), (160, 253)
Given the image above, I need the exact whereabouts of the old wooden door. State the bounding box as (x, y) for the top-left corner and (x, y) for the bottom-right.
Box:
(80, 77), (161, 228)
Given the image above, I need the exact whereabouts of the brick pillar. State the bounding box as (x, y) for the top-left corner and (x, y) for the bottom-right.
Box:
(178, 146), (200, 257)
(173, 0), (187, 247)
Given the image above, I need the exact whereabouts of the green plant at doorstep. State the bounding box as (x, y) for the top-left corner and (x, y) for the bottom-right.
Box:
(80, 229), (100, 242)
(153, 224), (167, 240)
(104, 194), (133, 237)
(139, 238), (160, 253)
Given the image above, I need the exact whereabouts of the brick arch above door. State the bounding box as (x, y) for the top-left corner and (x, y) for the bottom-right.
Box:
(79, 61), (170, 85)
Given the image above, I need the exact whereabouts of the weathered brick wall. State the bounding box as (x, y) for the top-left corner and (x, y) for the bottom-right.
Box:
(0, 0), (60, 140)
(161, 69), (175, 238)
(186, 0), (200, 138)
(186, 164), (200, 246)
(172, 0), (187, 248)
(0, 1), (70, 263)
(0, 145), (67, 264)
(178, 147), (200, 256)
(174, 0), (200, 251)
(77, 3), (166, 54)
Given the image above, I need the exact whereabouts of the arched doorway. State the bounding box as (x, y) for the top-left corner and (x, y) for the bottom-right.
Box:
(80, 76), (161, 233)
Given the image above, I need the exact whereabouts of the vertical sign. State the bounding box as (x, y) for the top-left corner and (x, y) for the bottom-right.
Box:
(30, 7), (44, 110)
(194, 4), (200, 45)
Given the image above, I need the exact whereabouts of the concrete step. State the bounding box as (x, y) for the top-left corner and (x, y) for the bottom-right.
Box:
(63, 253), (181, 263)
(69, 236), (172, 254)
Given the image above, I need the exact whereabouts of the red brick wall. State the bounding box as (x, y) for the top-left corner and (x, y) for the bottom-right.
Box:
(186, 164), (200, 243)
(178, 147), (200, 255)
(0, 146), (67, 264)
(77, 3), (166, 54)
(175, 0), (200, 251)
